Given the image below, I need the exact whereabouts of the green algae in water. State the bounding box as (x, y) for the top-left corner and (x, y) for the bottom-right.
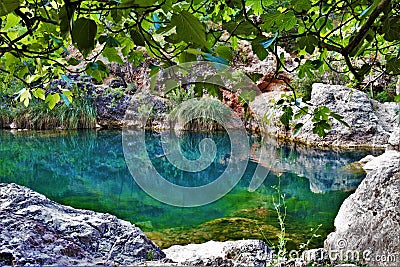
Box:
(0, 130), (383, 249)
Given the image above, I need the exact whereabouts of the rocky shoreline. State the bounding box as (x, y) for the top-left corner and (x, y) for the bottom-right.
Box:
(66, 83), (400, 150)
(0, 183), (165, 266)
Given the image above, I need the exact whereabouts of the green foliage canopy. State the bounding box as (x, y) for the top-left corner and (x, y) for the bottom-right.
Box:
(0, 0), (399, 134)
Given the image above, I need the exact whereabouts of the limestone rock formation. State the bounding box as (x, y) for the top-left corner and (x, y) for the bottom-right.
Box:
(250, 83), (398, 148)
(163, 240), (274, 266)
(324, 148), (400, 266)
(123, 92), (171, 130)
(0, 183), (165, 266)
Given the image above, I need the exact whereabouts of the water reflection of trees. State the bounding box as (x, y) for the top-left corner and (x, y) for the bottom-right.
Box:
(0, 130), (384, 241)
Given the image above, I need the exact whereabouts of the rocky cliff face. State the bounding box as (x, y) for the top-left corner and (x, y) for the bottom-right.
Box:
(324, 144), (400, 266)
(0, 183), (165, 266)
(250, 83), (398, 148)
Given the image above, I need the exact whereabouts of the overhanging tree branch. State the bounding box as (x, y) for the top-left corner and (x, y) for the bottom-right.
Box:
(343, 0), (390, 55)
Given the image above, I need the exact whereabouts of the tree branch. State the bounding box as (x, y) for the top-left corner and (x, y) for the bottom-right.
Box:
(344, 0), (390, 55)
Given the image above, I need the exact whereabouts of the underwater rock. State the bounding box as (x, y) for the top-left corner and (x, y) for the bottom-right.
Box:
(163, 239), (274, 266)
(250, 83), (398, 148)
(0, 183), (165, 266)
(324, 149), (400, 266)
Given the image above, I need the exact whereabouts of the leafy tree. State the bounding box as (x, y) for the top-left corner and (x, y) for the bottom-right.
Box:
(0, 0), (399, 134)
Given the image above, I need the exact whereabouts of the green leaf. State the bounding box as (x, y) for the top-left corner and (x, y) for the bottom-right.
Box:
(330, 112), (350, 127)
(59, 5), (76, 38)
(203, 83), (223, 99)
(67, 58), (80, 66)
(111, 9), (123, 23)
(280, 106), (293, 127)
(215, 46), (233, 61)
(99, 35), (120, 47)
(0, 0), (21, 17)
(171, 10), (207, 47)
(386, 57), (400, 74)
(33, 88), (45, 100)
(186, 48), (205, 55)
(312, 120), (331, 137)
(179, 51), (197, 63)
(193, 83), (204, 98)
(291, 0), (311, 12)
(128, 50), (145, 66)
(45, 93), (61, 110)
(72, 18), (97, 57)
(149, 64), (160, 78)
(251, 41), (268, 60)
(130, 29), (146, 46)
(297, 35), (318, 54)
(260, 12), (282, 31)
(4, 13), (19, 30)
(86, 61), (109, 82)
(103, 47), (124, 64)
(283, 12), (297, 31)
(394, 94), (400, 103)
(294, 107), (308, 119)
(19, 89), (31, 107)
(313, 106), (330, 121)
(383, 17), (400, 42)
(294, 122), (304, 135)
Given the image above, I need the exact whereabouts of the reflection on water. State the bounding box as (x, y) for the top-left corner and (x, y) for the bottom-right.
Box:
(0, 130), (383, 249)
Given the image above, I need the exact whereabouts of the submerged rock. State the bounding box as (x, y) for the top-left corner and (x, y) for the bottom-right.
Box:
(324, 148), (400, 266)
(250, 83), (398, 148)
(163, 239), (274, 266)
(0, 183), (165, 266)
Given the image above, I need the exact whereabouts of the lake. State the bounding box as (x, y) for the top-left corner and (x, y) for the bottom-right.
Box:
(0, 130), (383, 250)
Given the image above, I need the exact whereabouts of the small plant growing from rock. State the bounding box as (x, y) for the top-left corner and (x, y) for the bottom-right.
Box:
(146, 251), (154, 261)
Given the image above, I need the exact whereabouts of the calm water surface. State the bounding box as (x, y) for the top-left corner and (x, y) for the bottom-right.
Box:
(0, 130), (383, 249)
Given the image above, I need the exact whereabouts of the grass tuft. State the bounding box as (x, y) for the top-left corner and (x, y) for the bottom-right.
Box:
(169, 96), (232, 131)
(0, 97), (97, 130)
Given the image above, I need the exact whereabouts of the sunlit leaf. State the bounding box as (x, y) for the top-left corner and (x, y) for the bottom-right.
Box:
(45, 93), (61, 110)
(171, 10), (207, 47)
(33, 88), (46, 100)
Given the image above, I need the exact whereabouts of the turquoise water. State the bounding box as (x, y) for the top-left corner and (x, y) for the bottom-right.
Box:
(0, 130), (382, 249)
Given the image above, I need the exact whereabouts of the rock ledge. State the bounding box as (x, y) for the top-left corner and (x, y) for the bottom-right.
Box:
(0, 183), (165, 266)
